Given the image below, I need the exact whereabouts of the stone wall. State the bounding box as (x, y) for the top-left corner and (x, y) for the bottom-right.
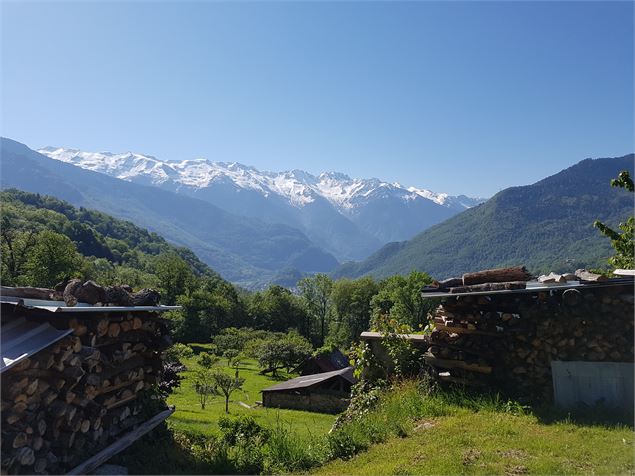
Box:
(263, 391), (350, 414)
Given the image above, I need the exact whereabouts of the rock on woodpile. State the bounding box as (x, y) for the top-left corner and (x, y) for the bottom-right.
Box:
(424, 269), (634, 399)
(0, 285), (171, 475)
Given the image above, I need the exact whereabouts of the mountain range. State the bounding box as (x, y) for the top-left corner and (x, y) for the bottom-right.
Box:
(1, 138), (481, 288)
(37, 147), (484, 261)
(333, 153), (635, 280)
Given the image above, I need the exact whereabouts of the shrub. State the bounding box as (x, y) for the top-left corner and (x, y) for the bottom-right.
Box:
(197, 352), (219, 369)
(218, 415), (270, 446)
(164, 343), (194, 363)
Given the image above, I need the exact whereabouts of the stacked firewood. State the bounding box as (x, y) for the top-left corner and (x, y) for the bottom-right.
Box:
(1, 309), (172, 474)
(423, 267), (634, 399)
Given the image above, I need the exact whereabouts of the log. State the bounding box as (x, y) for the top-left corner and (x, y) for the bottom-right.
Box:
(0, 286), (54, 300)
(449, 281), (527, 294)
(462, 266), (532, 285)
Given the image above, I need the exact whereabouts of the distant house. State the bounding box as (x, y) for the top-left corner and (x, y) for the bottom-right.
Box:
(262, 366), (356, 413)
(295, 348), (349, 375)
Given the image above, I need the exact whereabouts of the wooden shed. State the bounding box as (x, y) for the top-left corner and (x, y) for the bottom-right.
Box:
(262, 367), (356, 414)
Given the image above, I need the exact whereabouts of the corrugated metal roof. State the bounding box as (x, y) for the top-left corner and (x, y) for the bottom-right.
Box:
(419, 278), (634, 299)
(0, 296), (181, 313)
(1, 317), (74, 373)
(262, 366), (356, 393)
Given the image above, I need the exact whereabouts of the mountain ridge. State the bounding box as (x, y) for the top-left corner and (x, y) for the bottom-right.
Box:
(37, 146), (485, 258)
(332, 154), (635, 280)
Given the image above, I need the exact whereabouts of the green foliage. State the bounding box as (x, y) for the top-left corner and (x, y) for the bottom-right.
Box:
(252, 330), (313, 376)
(164, 343), (194, 363)
(24, 230), (82, 287)
(218, 415), (270, 446)
(249, 285), (310, 336)
(0, 189), (217, 289)
(329, 277), (379, 348)
(193, 369), (216, 409)
(371, 271), (435, 330)
(153, 252), (195, 305)
(210, 368), (246, 414)
(593, 170), (634, 269)
(298, 273), (334, 346)
(197, 352), (220, 369)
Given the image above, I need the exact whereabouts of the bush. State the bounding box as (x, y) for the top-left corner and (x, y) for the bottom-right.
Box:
(164, 343), (194, 363)
(326, 429), (367, 460)
(197, 352), (219, 368)
(218, 415), (270, 446)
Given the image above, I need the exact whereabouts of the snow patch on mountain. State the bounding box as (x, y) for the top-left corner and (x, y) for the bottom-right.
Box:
(38, 147), (485, 212)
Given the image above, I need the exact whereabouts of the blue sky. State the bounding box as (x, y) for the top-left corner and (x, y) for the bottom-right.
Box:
(1, 1), (633, 197)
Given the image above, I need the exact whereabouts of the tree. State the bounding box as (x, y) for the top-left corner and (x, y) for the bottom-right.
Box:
(193, 369), (216, 409)
(211, 369), (246, 414)
(253, 331), (312, 376)
(197, 352), (220, 369)
(298, 273), (333, 346)
(25, 230), (82, 287)
(371, 271), (434, 329)
(248, 285), (309, 334)
(153, 253), (194, 305)
(330, 277), (379, 348)
(593, 171), (634, 269)
(0, 216), (36, 285)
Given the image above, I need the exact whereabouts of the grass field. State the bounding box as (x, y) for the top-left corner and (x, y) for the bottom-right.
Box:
(313, 384), (635, 476)
(166, 344), (336, 439)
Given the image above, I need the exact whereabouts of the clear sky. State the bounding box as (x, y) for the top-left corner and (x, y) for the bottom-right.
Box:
(1, 1), (633, 197)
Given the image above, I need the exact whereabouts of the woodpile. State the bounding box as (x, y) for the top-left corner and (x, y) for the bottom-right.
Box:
(1, 289), (172, 475)
(424, 273), (634, 399)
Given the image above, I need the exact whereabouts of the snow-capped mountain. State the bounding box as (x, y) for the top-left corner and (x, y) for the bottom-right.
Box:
(38, 146), (485, 260)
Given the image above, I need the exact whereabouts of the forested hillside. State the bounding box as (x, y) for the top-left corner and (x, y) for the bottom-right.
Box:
(334, 154), (635, 280)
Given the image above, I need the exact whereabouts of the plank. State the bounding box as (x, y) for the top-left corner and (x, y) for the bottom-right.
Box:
(66, 407), (174, 475)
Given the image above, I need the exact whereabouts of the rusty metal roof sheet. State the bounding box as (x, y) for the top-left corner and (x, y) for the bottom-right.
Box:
(0, 296), (180, 313)
(262, 366), (356, 393)
(1, 317), (74, 373)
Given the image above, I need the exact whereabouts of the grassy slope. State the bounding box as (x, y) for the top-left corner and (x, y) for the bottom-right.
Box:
(314, 408), (634, 475)
(167, 344), (335, 439)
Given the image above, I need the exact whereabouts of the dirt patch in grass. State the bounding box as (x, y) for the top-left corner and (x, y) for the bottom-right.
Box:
(462, 448), (482, 466)
(505, 464), (529, 475)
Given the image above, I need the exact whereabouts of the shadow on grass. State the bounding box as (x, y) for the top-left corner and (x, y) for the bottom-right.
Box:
(532, 401), (634, 428)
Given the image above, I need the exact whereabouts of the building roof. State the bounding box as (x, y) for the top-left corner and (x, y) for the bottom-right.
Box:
(262, 366), (356, 393)
(0, 296), (180, 313)
(1, 317), (74, 373)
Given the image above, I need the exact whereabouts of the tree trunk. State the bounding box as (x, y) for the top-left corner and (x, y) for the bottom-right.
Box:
(225, 396), (229, 414)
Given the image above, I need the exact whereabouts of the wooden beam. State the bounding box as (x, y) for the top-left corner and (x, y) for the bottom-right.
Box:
(66, 407), (174, 475)
(423, 354), (492, 374)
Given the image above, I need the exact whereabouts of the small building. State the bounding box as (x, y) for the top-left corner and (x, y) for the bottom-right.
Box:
(262, 366), (356, 413)
(295, 348), (349, 375)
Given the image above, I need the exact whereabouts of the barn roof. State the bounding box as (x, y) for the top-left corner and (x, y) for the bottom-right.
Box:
(262, 366), (356, 393)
